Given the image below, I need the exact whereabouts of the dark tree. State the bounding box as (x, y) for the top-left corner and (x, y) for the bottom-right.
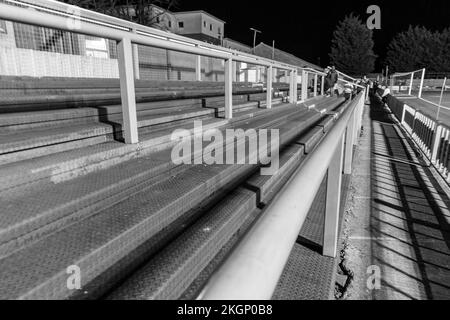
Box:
(62, 0), (178, 28)
(329, 14), (377, 76)
(386, 26), (450, 73)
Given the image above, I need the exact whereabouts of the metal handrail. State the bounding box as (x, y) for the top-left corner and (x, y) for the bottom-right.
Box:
(0, 0), (338, 143)
(2, 0), (297, 71)
(198, 92), (365, 300)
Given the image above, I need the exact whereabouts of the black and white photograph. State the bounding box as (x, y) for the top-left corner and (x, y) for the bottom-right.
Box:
(0, 0), (449, 307)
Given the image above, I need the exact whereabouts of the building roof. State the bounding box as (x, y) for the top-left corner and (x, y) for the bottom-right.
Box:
(222, 38), (252, 50)
(172, 10), (226, 24)
(254, 42), (322, 71)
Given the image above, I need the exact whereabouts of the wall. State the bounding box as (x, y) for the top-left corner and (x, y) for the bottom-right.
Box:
(173, 12), (202, 35)
(200, 12), (224, 41)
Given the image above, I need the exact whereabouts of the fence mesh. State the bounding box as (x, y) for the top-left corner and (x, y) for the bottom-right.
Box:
(0, 19), (119, 78)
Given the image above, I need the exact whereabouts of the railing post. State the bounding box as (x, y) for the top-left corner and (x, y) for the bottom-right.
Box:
(321, 75), (325, 95)
(117, 37), (139, 144)
(293, 70), (298, 103)
(196, 54), (202, 81)
(356, 92), (365, 138)
(431, 124), (443, 164)
(289, 69), (295, 103)
(323, 134), (345, 258)
(266, 65), (273, 109)
(344, 110), (356, 174)
(301, 69), (308, 102)
(401, 105), (407, 125)
(224, 57), (233, 119)
(313, 74), (318, 97)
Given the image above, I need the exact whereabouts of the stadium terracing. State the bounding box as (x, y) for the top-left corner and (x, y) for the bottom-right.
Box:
(0, 0), (449, 300)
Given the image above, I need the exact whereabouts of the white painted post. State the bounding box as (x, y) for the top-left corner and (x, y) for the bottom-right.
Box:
(224, 58), (233, 119)
(289, 70), (295, 103)
(357, 93), (365, 138)
(401, 107), (406, 125)
(418, 68), (426, 98)
(323, 134), (345, 258)
(301, 69), (308, 102)
(293, 70), (298, 103)
(408, 73), (414, 96)
(266, 65), (273, 109)
(431, 125), (443, 164)
(314, 74), (318, 97)
(321, 75), (325, 95)
(117, 37), (138, 144)
(196, 54), (202, 81)
(344, 110), (356, 174)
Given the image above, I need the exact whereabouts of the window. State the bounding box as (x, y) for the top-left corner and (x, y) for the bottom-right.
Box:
(210, 24), (212, 31)
(203, 21), (206, 28)
(156, 17), (160, 23)
(178, 21), (184, 28)
(168, 21), (172, 28)
(218, 27), (221, 34)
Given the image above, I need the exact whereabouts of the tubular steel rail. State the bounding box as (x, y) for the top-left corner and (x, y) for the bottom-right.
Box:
(198, 92), (366, 300)
(0, 0), (328, 144)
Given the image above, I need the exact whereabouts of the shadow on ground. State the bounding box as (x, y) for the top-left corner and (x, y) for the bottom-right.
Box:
(368, 95), (450, 299)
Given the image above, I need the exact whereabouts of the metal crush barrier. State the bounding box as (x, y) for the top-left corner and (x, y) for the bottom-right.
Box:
(198, 91), (366, 300)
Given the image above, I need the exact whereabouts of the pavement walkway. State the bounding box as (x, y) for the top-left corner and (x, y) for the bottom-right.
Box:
(342, 94), (450, 300)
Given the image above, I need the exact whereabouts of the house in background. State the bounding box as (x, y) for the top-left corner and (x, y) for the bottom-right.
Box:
(173, 11), (225, 45)
(119, 5), (225, 46)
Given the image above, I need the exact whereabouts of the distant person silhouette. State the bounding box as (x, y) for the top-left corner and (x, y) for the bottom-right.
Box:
(326, 66), (339, 97)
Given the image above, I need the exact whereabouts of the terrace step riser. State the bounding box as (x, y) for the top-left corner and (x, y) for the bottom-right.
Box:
(0, 105), (303, 257)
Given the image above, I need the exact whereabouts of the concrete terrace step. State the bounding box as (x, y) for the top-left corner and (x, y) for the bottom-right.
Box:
(0, 101), (293, 193)
(0, 84), (272, 112)
(0, 97), (285, 165)
(112, 100), (351, 300)
(0, 92), (272, 131)
(0, 99), (339, 299)
(0, 104), (308, 257)
(106, 143), (309, 300)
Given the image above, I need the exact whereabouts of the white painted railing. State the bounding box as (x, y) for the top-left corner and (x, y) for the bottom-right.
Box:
(0, 0), (312, 143)
(198, 91), (366, 300)
(385, 92), (450, 184)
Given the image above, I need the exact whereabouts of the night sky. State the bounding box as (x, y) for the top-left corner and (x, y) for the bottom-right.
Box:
(176, 0), (450, 71)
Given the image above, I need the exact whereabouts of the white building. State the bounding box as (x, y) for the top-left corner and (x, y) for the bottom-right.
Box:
(173, 10), (225, 45)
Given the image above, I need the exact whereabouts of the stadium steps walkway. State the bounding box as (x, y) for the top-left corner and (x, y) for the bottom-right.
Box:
(0, 93), (346, 299)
